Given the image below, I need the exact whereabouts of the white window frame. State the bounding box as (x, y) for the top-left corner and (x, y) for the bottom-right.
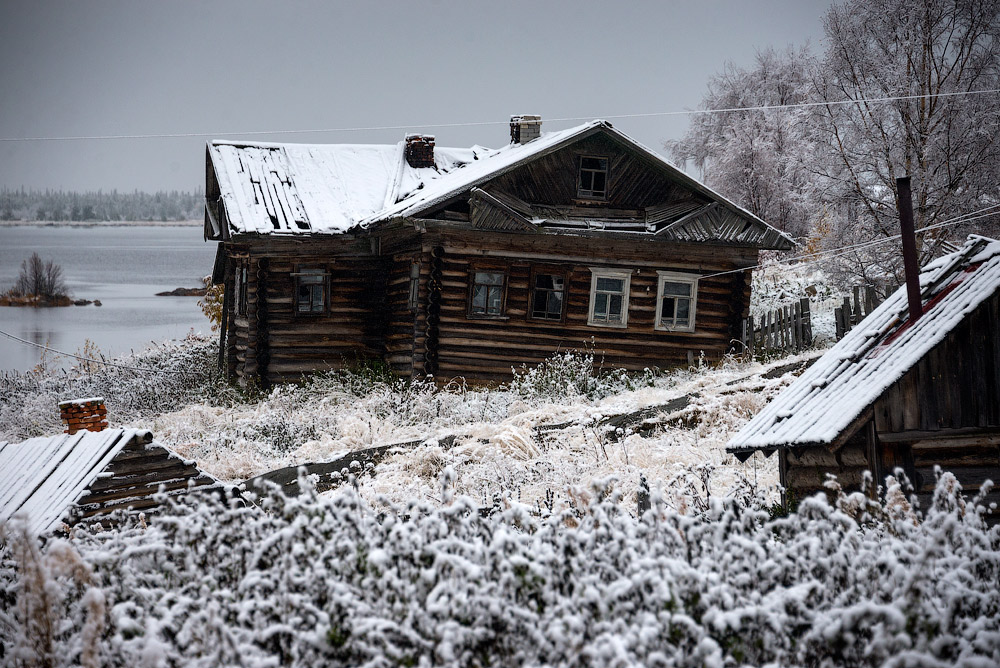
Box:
(587, 267), (632, 328)
(654, 271), (698, 333)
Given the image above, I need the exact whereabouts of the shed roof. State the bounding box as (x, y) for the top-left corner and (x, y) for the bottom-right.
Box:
(0, 428), (217, 535)
(727, 235), (1000, 457)
(207, 120), (792, 249)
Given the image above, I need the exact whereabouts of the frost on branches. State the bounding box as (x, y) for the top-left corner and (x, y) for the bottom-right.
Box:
(1, 472), (998, 668)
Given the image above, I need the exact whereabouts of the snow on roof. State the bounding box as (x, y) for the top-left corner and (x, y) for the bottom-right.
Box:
(0, 428), (149, 535)
(209, 140), (479, 235)
(727, 235), (1000, 455)
(209, 120), (792, 249)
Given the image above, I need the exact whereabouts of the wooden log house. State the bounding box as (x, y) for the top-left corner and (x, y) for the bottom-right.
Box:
(727, 235), (1000, 516)
(205, 116), (793, 386)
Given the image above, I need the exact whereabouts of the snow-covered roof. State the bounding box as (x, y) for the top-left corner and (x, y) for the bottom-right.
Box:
(208, 140), (480, 235)
(728, 235), (1000, 455)
(208, 120), (792, 249)
(0, 428), (149, 535)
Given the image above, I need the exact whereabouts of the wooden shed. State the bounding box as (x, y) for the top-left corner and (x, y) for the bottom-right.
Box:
(0, 427), (221, 535)
(727, 235), (1000, 514)
(206, 116), (793, 386)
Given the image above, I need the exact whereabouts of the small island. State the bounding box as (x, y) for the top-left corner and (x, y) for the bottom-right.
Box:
(0, 252), (93, 307)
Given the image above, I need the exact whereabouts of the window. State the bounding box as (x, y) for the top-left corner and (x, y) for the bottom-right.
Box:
(234, 261), (248, 316)
(407, 263), (420, 311)
(530, 271), (566, 321)
(655, 271), (698, 332)
(578, 156), (609, 199)
(294, 266), (328, 314)
(588, 268), (631, 327)
(469, 270), (506, 317)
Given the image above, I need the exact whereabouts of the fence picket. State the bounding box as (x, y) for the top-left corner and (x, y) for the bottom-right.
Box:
(741, 298), (813, 356)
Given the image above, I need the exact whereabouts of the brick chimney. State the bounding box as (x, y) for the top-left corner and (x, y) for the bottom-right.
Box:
(510, 114), (542, 144)
(59, 398), (108, 434)
(404, 134), (436, 168)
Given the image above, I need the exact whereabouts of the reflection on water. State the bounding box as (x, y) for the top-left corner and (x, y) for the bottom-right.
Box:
(0, 225), (217, 371)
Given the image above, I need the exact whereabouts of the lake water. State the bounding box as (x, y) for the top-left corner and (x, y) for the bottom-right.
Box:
(0, 225), (218, 371)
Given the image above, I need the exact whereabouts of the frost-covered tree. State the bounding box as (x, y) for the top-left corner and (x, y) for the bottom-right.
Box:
(674, 1), (1000, 291)
(816, 0), (1000, 256)
(667, 47), (821, 239)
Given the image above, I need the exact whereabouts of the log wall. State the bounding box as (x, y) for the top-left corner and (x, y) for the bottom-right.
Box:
(222, 236), (389, 386)
(422, 228), (755, 383)
(72, 433), (219, 521)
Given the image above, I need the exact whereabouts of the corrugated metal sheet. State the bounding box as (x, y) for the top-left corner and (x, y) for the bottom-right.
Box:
(727, 235), (1000, 454)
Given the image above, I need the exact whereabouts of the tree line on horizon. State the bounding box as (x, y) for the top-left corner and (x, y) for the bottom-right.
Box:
(0, 187), (205, 222)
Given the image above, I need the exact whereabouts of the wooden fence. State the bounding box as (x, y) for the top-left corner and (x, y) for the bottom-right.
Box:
(741, 297), (812, 356)
(834, 286), (882, 339)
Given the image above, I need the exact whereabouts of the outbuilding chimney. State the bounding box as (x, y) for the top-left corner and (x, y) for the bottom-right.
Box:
(59, 397), (108, 434)
(896, 177), (923, 324)
(510, 114), (542, 144)
(404, 134), (436, 168)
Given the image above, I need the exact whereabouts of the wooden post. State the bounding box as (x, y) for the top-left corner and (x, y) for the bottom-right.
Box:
(218, 258), (232, 377)
(897, 176), (923, 324)
(800, 298), (812, 346)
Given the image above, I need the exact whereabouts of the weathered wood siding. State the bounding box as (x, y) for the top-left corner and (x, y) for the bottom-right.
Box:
(873, 291), (1000, 434)
(779, 440), (872, 505)
(422, 229), (755, 383)
(72, 433), (219, 521)
(489, 132), (697, 209)
(222, 236), (389, 386)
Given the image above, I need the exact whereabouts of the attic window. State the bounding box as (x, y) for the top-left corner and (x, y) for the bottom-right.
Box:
(578, 156), (609, 199)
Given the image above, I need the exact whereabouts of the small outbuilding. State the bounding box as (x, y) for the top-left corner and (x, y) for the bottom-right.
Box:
(0, 413), (221, 535)
(727, 235), (1000, 513)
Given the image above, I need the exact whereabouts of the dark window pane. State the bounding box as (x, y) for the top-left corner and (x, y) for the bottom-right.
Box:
(532, 290), (548, 317)
(609, 294), (623, 320)
(596, 277), (624, 293)
(662, 281), (690, 297)
(546, 291), (563, 317)
(661, 296), (675, 320)
(676, 299), (690, 320)
(591, 171), (606, 193)
(594, 293), (608, 319)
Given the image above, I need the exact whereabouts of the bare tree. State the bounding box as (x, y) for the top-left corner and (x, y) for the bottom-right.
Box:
(667, 47), (822, 238)
(815, 0), (1000, 275)
(13, 253), (67, 298)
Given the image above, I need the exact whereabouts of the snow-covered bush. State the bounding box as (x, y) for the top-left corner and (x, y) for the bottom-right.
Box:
(1, 472), (997, 667)
(509, 349), (658, 402)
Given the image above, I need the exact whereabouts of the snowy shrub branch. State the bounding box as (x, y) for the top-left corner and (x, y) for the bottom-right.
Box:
(1, 472), (998, 667)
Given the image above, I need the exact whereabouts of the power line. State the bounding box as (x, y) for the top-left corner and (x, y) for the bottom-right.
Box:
(701, 204), (1000, 279)
(2, 88), (999, 143)
(0, 328), (198, 375)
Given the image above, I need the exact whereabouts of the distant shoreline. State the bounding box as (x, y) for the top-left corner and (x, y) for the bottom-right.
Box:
(0, 220), (201, 228)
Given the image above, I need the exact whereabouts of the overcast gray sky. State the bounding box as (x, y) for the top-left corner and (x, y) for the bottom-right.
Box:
(0, 0), (830, 192)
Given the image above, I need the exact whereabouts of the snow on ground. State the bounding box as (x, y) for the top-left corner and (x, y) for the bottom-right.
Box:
(152, 351), (817, 514)
(751, 253), (843, 345)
